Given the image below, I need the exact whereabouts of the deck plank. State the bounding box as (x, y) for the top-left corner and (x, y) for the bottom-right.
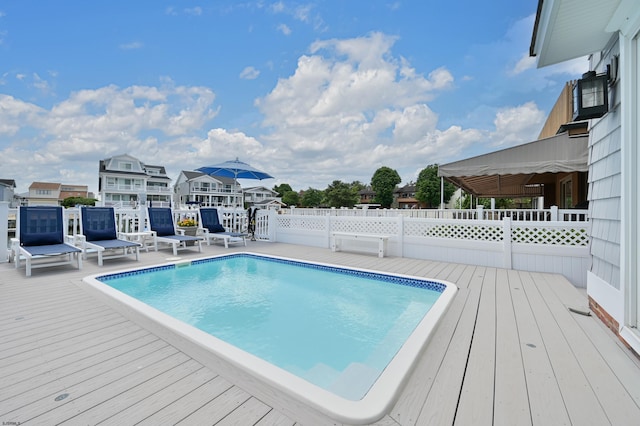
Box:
(520, 271), (610, 425)
(253, 409), (298, 426)
(216, 396), (273, 426)
(388, 264), (477, 425)
(493, 268), (531, 425)
(137, 374), (235, 425)
(410, 268), (486, 425)
(66, 360), (205, 425)
(0, 329), (157, 401)
(95, 367), (218, 425)
(174, 386), (252, 425)
(454, 267), (497, 425)
(535, 272), (640, 425)
(508, 270), (570, 425)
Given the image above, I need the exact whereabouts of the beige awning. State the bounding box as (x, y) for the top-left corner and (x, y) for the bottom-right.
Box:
(438, 132), (588, 198)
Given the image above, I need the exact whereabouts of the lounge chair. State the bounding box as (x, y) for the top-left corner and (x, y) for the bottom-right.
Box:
(12, 206), (82, 277)
(79, 207), (141, 266)
(197, 208), (247, 248)
(148, 207), (203, 255)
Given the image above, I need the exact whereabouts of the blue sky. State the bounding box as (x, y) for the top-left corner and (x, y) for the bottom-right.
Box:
(0, 1), (585, 195)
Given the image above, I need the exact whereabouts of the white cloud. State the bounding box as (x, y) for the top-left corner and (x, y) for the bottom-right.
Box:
(510, 53), (536, 75)
(251, 32), (470, 188)
(239, 66), (260, 80)
(185, 7), (203, 16)
(120, 41), (143, 50)
(0, 83), (222, 191)
(490, 101), (546, 148)
(31, 73), (52, 94)
(0, 94), (45, 135)
(277, 23), (291, 35)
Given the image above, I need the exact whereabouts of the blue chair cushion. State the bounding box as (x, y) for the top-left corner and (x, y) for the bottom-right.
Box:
(148, 208), (177, 237)
(20, 206), (65, 246)
(81, 207), (118, 241)
(208, 224), (226, 233)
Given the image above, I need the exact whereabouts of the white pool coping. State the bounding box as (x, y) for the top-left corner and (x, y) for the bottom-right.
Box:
(82, 252), (458, 424)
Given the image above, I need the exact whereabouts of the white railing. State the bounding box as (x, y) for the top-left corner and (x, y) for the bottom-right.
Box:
(2, 205), (591, 287)
(280, 206), (588, 222)
(145, 187), (172, 194)
(267, 211), (591, 287)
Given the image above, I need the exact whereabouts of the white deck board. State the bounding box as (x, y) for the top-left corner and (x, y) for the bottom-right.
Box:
(1, 241), (640, 425)
(535, 273), (640, 425)
(520, 271), (610, 425)
(493, 268), (531, 425)
(509, 270), (571, 425)
(137, 374), (234, 425)
(454, 267), (497, 425)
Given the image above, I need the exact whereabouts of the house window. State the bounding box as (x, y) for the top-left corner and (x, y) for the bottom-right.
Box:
(119, 161), (133, 171)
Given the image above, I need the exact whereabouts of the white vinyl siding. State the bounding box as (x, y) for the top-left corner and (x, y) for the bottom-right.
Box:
(588, 57), (622, 290)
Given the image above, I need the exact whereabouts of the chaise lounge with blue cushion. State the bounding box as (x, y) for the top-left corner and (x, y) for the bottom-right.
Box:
(79, 206), (141, 266)
(197, 208), (247, 248)
(148, 207), (203, 255)
(12, 206), (82, 277)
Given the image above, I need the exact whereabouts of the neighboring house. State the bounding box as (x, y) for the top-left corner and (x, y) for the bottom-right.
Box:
(98, 154), (172, 207)
(27, 182), (62, 206)
(60, 184), (93, 201)
(531, 0), (640, 356)
(173, 171), (241, 207)
(26, 182), (90, 206)
(243, 186), (282, 209)
(393, 184), (424, 209)
(357, 187), (376, 205)
(252, 199), (287, 210)
(0, 179), (17, 207)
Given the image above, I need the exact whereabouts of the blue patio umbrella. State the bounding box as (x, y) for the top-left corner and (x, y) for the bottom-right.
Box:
(196, 158), (274, 212)
(196, 158), (274, 181)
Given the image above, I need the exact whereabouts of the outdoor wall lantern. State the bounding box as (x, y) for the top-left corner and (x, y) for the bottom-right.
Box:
(573, 70), (609, 121)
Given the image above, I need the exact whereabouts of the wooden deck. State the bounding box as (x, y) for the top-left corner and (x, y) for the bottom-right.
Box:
(1, 242), (639, 425)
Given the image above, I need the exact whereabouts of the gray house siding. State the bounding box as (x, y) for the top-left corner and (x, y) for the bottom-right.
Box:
(588, 44), (622, 290)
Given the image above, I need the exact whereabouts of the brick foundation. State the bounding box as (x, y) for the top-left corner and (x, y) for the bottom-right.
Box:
(589, 296), (640, 358)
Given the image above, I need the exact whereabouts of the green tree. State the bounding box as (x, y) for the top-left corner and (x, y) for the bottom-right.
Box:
(62, 197), (96, 207)
(456, 194), (514, 209)
(301, 188), (324, 207)
(324, 180), (359, 208)
(416, 164), (456, 208)
(371, 166), (401, 208)
(273, 183), (293, 197)
(350, 180), (366, 193)
(282, 190), (300, 207)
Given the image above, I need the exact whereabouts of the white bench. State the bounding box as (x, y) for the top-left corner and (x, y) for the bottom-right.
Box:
(331, 232), (390, 258)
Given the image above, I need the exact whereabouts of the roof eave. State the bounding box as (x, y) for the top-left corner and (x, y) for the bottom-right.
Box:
(530, 0), (621, 68)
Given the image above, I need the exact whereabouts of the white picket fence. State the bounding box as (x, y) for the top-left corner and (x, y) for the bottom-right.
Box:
(2, 204), (590, 287)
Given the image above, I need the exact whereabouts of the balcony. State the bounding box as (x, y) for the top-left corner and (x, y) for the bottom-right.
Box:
(146, 186), (172, 194)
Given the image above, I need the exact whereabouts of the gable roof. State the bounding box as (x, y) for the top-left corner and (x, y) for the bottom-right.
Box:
(438, 132), (588, 197)
(180, 170), (235, 185)
(0, 179), (16, 188)
(29, 182), (61, 190)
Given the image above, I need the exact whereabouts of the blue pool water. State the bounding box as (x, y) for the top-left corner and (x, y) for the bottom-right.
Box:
(97, 253), (447, 401)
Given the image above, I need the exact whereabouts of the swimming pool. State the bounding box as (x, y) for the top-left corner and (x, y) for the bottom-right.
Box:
(83, 253), (457, 424)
